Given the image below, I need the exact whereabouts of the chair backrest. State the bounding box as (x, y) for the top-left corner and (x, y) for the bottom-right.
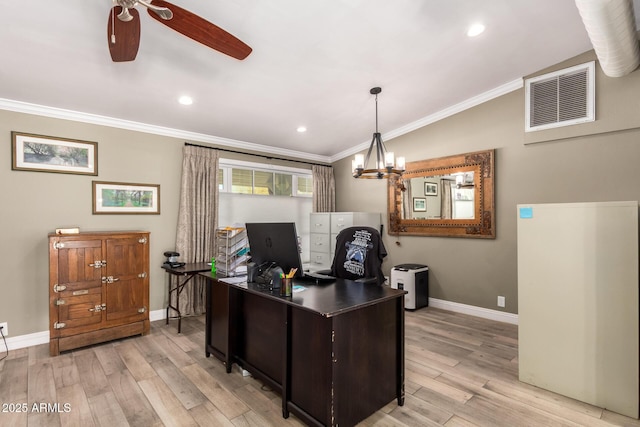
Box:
(330, 226), (387, 284)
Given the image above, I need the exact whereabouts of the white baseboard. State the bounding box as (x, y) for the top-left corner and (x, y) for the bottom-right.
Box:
(428, 298), (519, 325)
(149, 308), (166, 322)
(1, 309), (167, 352)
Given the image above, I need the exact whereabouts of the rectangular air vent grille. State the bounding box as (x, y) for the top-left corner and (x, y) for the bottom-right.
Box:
(525, 62), (595, 132)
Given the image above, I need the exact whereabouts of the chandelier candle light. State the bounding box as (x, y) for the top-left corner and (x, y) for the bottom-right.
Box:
(353, 87), (405, 179)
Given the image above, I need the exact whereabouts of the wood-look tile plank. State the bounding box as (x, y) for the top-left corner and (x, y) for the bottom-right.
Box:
(73, 350), (110, 398)
(189, 401), (236, 427)
(133, 334), (168, 364)
(107, 369), (162, 426)
(114, 340), (157, 382)
(5, 308), (640, 427)
(138, 375), (199, 427)
(51, 353), (81, 389)
(57, 383), (96, 427)
(27, 361), (60, 426)
(151, 358), (207, 410)
(230, 410), (276, 427)
(483, 378), (605, 421)
(232, 384), (304, 426)
(181, 363), (249, 419)
(93, 344), (126, 376)
(0, 356), (28, 402)
(87, 391), (130, 427)
(159, 326), (200, 353)
(444, 415), (482, 427)
(387, 393), (452, 426)
(152, 333), (196, 368)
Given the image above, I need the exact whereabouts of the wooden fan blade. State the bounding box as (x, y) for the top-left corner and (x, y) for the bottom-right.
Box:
(147, 1), (252, 60)
(107, 7), (141, 62)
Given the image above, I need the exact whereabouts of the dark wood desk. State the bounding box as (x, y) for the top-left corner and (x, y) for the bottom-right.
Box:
(161, 262), (211, 333)
(200, 272), (406, 427)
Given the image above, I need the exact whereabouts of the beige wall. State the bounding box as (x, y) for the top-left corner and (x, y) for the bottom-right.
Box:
(335, 52), (640, 314)
(3, 48), (640, 337)
(0, 110), (314, 338)
(1, 111), (186, 336)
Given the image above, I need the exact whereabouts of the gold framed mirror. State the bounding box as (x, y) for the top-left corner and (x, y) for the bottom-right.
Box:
(387, 149), (495, 238)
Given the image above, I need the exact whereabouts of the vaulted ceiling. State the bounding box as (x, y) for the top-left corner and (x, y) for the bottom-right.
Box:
(1, 1), (637, 162)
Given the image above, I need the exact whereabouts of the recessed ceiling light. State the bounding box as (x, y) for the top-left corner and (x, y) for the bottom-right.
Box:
(178, 95), (193, 105)
(297, 126), (307, 133)
(467, 23), (485, 37)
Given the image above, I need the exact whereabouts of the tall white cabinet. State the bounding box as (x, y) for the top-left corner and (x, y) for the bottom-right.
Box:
(309, 212), (381, 271)
(517, 201), (639, 418)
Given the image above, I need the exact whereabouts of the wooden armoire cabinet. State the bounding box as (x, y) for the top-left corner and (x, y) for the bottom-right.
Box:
(48, 231), (150, 356)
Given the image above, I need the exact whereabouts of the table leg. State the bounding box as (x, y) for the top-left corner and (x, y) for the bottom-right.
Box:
(166, 275), (171, 325)
(176, 276), (182, 333)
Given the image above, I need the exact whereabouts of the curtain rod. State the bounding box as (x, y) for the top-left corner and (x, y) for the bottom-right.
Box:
(184, 143), (332, 168)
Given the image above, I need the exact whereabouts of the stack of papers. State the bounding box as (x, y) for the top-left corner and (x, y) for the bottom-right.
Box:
(216, 227), (248, 276)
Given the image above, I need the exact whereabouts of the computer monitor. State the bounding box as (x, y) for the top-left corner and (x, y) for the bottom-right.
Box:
(245, 222), (304, 278)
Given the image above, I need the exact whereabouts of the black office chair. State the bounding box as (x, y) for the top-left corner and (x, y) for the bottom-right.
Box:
(326, 226), (387, 284)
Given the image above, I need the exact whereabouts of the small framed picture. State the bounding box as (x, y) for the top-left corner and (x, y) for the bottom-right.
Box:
(425, 182), (438, 196)
(93, 181), (160, 214)
(12, 131), (97, 175)
(413, 197), (426, 212)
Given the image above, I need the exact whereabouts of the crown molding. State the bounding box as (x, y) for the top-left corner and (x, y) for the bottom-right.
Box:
(0, 98), (332, 164)
(1, 77), (523, 166)
(329, 78), (523, 163)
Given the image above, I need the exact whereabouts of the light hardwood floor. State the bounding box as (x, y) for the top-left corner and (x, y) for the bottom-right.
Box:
(1, 308), (639, 427)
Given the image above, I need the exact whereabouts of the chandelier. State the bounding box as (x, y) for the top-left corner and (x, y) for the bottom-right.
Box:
(352, 87), (405, 179)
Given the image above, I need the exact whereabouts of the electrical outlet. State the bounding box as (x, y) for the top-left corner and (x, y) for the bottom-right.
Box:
(497, 296), (505, 308)
(0, 322), (7, 336)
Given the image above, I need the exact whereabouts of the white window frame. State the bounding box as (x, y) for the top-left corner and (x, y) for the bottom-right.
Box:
(219, 158), (312, 198)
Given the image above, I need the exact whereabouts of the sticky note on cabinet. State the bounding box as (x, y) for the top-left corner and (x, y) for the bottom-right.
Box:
(519, 206), (533, 219)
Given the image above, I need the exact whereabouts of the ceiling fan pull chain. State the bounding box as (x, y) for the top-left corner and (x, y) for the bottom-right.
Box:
(111, 2), (116, 44)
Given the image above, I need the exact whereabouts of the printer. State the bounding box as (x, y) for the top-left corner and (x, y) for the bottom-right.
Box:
(390, 263), (429, 310)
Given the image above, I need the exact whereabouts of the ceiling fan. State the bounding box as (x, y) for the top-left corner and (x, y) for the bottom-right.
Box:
(107, 0), (252, 62)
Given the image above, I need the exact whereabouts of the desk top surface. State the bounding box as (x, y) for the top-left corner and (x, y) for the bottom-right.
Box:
(199, 271), (406, 317)
(162, 262), (211, 275)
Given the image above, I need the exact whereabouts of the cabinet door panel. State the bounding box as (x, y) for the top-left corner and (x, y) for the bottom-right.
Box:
(105, 237), (148, 324)
(57, 240), (103, 287)
(105, 278), (146, 323)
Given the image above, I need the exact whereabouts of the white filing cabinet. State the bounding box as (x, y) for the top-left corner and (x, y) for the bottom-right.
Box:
(309, 212), (381, 271)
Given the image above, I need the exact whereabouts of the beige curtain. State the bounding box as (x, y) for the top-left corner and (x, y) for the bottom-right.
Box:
(312, 165), (335, 212)
(175, 145), (219, 316)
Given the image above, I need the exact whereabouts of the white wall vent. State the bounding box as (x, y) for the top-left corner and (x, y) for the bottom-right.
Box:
(525, 61), (595, 132)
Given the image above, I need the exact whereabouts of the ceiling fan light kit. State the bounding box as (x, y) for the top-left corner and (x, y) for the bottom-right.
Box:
(107, 0), (252, 63)
(353, 87), (405, 180)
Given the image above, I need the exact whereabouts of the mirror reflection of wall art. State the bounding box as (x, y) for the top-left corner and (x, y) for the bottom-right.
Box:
(425, 182), (438, 196)
(93, 181), (160, 214)
(11, 131), (97, 175)
(413, 198), (426, 212)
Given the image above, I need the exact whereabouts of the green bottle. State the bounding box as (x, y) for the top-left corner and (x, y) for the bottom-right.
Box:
(211, 257), (216, 274)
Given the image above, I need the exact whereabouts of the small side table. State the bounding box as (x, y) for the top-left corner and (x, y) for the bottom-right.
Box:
(161, 262), (211, 333)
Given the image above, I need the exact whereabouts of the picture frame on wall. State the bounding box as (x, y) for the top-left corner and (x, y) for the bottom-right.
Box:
(413, 197), (426, 212)
(425, 182), (438, 196)
(11, 131), (97, 175)
(93, 181), (160, 214)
